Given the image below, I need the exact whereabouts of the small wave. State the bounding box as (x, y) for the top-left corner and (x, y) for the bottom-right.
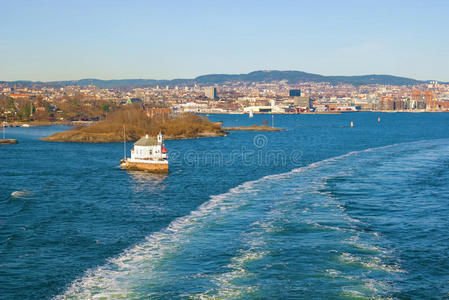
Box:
(338, 252), (405, 274)
(196, 249), (266, 299)
(325, 269), (390, 298)
(10, 190), (32, 198)
(341, 278), (395, 300)
(307, 221), (357, 233)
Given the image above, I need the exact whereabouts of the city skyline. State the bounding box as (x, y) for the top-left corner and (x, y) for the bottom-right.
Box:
(1, 0), (449, 81)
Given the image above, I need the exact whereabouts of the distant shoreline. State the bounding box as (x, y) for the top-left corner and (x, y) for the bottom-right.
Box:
(222, 125), (285, 132)
(200, 110), (449, 115)
(3, 111), (449, 130)
(2, 121), (81, 128)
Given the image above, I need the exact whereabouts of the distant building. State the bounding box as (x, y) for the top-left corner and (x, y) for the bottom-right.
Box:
(417, 101), (427, 109)
(9, 94), (30, 99)
(289, 89), (301, 97)
(293, 96), (311, 108)
(243, 105), (286, 113)
(204, 87), (217, 99)
(378, 97), (405, 110)
(378, 97), (394, 110)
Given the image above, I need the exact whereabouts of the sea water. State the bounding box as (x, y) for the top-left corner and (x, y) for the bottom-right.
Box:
(1, 113), (449, 299)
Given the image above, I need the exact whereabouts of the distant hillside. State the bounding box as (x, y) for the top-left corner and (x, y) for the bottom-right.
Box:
(194, 71), (426, 86)
(56, 78), (195, 88)
(1, 70), (437, 88)
(194, 71), (328, 85)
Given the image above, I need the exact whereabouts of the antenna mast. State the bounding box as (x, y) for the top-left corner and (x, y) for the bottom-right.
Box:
(123, 125), (126, 159)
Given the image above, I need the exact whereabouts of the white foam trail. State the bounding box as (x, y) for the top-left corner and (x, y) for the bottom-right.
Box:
(56, 141), (436, 299)
(196, 249), (266, 299)
(56, 182), (259, 299)
(338, 252), (405, 274)
(194, 216), (276, 299)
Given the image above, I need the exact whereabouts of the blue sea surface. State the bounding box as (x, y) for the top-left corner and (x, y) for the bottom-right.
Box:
(1, 113), (449, 299)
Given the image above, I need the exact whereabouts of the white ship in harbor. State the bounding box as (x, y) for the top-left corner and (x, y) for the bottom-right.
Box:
(120, 132), (169, 172)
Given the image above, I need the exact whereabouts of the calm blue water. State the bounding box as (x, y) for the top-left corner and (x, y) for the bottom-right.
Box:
(1, 113), (449, 299)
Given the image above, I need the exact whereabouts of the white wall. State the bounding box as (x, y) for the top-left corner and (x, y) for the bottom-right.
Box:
(131, 145), (163, 159)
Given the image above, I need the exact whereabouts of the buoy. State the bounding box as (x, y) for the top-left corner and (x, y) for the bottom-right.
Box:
(378, 116), (381, 122)
(350, 121), (354, 128)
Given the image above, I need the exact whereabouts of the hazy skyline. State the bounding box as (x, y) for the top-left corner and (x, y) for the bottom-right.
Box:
(1, 0), (448, 82)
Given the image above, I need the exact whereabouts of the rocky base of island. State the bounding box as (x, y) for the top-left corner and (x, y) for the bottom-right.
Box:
(0, 139), (18, 145)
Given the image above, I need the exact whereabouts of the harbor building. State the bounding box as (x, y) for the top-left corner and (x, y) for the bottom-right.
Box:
(289, 89), (311, 109)
(293, 95), (311, 108)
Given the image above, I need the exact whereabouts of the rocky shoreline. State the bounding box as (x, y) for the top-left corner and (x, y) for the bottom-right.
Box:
(41, 130), (226, 143)
(0, 139), (18, 145)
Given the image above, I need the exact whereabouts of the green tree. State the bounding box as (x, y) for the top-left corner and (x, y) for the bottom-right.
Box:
(17, 102), (33, 121)
(101, 103), (111, 112)
(7, 97), (16, 113)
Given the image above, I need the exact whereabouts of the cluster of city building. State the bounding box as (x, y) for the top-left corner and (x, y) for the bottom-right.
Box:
(1, 80), (449, 122)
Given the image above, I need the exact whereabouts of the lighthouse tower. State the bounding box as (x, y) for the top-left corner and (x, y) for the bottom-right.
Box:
(157, 132), (163, 143)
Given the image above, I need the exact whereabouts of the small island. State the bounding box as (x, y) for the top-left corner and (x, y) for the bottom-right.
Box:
(0, 139), (18, 145)
(41, 107), (226, 143)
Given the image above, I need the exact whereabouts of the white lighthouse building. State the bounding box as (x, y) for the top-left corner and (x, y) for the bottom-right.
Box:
(121, 132), (169, 172)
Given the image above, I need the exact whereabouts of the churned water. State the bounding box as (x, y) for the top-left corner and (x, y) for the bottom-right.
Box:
(1, 113), (449, 299)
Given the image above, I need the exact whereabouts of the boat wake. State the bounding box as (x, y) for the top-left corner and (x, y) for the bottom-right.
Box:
(55, 139), (449, 299)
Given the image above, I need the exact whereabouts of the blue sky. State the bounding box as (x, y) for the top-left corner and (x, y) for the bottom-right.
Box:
(1, 0), (448, 81)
